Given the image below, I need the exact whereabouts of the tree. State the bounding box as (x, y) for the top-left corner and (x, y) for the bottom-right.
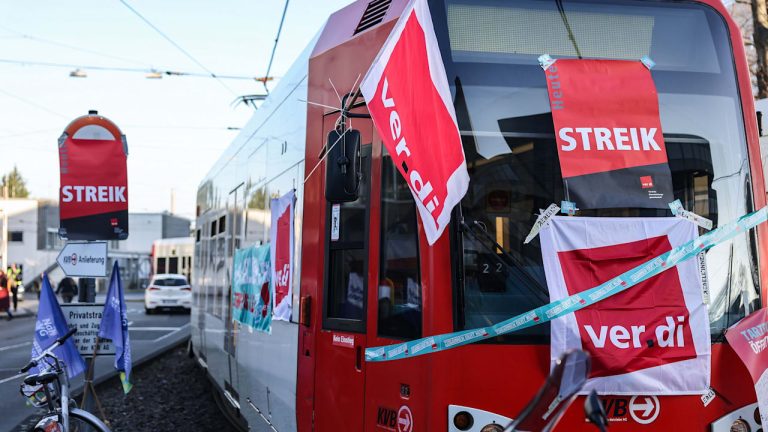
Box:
(1, 165), (29, 198)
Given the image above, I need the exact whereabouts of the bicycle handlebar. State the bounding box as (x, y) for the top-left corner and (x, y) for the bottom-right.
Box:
(19, 328), (77, 373)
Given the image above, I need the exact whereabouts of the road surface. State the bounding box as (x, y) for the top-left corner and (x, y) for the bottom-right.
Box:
(0, 296), (190, 431)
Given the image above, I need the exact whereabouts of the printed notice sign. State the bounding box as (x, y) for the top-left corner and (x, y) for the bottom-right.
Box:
(726, 308), (768, 423)
(61, 304), (115, 356)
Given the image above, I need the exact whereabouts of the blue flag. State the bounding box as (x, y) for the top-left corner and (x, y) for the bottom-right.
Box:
(30, 274), (86, 379)
(98, 261), (132, 393)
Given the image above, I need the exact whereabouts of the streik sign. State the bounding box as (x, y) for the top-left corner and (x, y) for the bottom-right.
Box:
(361, 0), (469, 245)
(545, 59), (674, 209)
(58, 111), (128, 240)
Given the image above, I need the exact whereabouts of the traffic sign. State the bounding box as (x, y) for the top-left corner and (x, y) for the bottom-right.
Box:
(61, 303), (115, 356)
(56, 241), (107, 277)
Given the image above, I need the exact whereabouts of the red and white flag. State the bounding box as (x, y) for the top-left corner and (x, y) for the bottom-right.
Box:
(270, 190), (295, 322)
(361, 0), (469, 245)
(540, 217), (710, 394)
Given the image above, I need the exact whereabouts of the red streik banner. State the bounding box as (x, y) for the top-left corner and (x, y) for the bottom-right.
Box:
(361, 0), (469, 245)
(541, 217), (710, 394)
(545, 59), (673, 209)
(726, 308), (768, 422)
(58, 112), (128, 240)
(270, 190), (294, 322)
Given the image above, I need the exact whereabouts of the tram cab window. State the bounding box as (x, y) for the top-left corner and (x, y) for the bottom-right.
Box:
(323, 145), (372, 333)
(430, 0), (759, 342)
(378, 151), (422, 340)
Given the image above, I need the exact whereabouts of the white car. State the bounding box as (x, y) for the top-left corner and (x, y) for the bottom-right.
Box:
(144, 274), (192, 314)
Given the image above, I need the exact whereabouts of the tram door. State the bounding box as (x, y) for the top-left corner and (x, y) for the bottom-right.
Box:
(314, 114), (374, 431)
(224, 184), (244, 404)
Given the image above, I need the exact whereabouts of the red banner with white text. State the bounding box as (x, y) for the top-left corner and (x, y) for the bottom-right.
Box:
(361, 0), (469, 245)
(59, 113), (129, 240)
(545, 59), (673, 209)
(540, 217), (710, 394)
(270, 190), (294, 322)
(726, 308), (768, 422)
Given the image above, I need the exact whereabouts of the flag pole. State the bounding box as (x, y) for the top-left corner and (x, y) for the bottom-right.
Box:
(80, 336), (111, 427)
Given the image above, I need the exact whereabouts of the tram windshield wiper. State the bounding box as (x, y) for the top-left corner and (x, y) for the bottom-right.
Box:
(460, 219), (550, 303)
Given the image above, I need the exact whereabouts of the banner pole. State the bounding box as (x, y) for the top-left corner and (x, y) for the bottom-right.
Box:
(89, 336), (110, 425)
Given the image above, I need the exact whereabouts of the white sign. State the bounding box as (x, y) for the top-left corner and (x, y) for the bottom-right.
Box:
(56, 241), (107, 277)
(331, 204), (340, 241)
(61, 304), (115, 356)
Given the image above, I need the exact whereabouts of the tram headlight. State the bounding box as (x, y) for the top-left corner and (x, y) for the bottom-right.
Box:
(755, 407), (762, 425)
(730, 419), (751, 432)
(452, 411), (473, 431)
(479, 424), (504, 432)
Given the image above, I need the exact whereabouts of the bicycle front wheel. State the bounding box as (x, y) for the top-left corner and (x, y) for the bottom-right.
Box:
(33, 408), (111, 432)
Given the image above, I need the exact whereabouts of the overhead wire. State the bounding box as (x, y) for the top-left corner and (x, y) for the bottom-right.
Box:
(0, 58), (266, 80)
(117, 0), (241, 98)
(263, 0), (290, 93)
(0, 88), (69, 119)
(0, 24), (149, 67)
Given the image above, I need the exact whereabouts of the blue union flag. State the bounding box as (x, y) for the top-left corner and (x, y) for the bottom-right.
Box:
(98, 261), (132, 393)
(30, 274), (86, 379)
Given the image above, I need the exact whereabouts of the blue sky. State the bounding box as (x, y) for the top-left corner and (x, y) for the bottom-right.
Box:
(0, 0), (351, 220)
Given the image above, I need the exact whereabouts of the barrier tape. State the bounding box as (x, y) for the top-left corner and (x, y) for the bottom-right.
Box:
(669, 199), (713, 230)
(365, 207), (768, 362)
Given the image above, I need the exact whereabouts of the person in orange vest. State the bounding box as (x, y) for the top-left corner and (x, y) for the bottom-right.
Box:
(6, 263), (20, 312)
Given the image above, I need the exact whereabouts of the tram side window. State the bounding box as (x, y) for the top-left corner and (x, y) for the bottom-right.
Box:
(323, 145), (371, 333)
(378, 153), (422, 340)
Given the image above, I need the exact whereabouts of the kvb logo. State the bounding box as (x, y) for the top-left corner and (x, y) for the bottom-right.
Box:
(558, 235), (697, 377)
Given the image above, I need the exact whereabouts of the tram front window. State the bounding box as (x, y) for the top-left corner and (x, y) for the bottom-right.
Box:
(429, 0), (759, 342)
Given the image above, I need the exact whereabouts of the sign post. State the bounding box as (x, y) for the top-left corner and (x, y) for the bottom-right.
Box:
(57, 110), (128, 425)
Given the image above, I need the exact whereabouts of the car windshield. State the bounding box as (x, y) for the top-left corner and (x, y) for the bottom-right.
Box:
(429, 0), (760, 342)
(153, 277), (188, 287)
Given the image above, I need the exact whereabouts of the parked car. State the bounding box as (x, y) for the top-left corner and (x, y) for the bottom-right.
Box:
(144, 274), (191, 314)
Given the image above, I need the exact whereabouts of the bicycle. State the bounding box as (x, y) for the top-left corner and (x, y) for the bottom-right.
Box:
(19, 327), (111, 432)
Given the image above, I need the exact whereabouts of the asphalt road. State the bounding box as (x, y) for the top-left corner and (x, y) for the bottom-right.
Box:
(0, 296), (190, 432)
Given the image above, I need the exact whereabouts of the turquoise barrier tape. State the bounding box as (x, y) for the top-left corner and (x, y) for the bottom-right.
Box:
(365, 207), (768, 362)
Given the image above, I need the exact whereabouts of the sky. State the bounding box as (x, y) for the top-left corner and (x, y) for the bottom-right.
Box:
(0, 0), (352, 221)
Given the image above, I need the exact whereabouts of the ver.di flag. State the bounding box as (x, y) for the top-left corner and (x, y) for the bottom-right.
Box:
(361, 0), (469, 245)
(270, 190), (295, 321)
(30, 274), (86, 379)
(544, 59), (673, 209)
(725, 308), (768, 423)
(540, 217), (710, 394)
(98, 261), (132, 393)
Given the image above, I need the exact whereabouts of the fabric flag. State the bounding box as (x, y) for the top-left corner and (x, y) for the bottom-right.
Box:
(270, 190), (295, 321)
(98, 261), (132, 393)
(540, 217), (710, 394)
(361, 0), (469, 245)
(725, 308), (768, 423)
(30, 274), (86, 379)
(544, 59), (673, 209)
(232, 244), (272, 333)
